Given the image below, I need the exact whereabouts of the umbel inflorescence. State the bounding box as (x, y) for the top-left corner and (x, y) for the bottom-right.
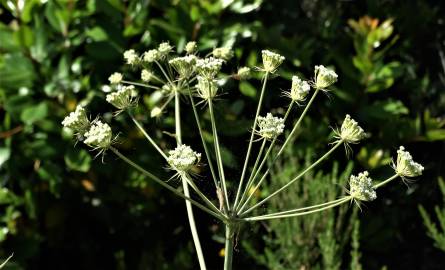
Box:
(62, 41), (423, 270)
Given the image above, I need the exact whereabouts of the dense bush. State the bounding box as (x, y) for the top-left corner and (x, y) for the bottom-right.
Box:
(1, 0), (444, 269)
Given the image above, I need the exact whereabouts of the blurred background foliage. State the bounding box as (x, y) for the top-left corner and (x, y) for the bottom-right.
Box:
(0, 0), (444, 269)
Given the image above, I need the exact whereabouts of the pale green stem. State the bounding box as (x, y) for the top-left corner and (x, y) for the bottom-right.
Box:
(0, 253), (13, 268)
(254, 197), (348, 218)
(243, 197), (351, 221)
(129, 112), (168, 160)
(236, 103), (294, 211)
(208, 99), (230, 211)
(109, 147), (222, 221)
(240, 139), (344, 216)
(187, 87), (219, 190)
(245, 138), (267, 188)
(155, 60), (175, 86)
(223, 225), (234, 270)
(237, 90), (322, 214)
(175, 90), (207, 270)
(233, 72), (269, 208)
(182, 172), (221, 214)
(373, 174), (399, 189)
(122, 80), (160, 90)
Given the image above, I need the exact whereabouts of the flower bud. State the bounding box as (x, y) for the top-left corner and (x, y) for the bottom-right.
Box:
(84, 120), (112, 149)
(288, 75), (310, 103)
(150, 106), (162, 118)
(123, 49), (139, 65)
(196, 57), (224, 78)
(349, 171), (377, 201)
(395, 146), (424, 177)
(62, 105), (90, 135)
(143, 49), (160, 63)
(108, 72), (123, 84)
(261, 50), (285, 73)
(106, 85), (136, 110)
(196, 76), (218, 100)
(169, 55), (197, 78)
(338, 114), (367, 144)
(185, 41), (197, 54)
(257, 113), (285, 139)
(141, 69), (153, 82)
(314, 65), (338, 89)
(158, 42), (173, 58)
(167, 144), (201, 172)
(236, 67), (251, 80)
(213, 47), (234, 60)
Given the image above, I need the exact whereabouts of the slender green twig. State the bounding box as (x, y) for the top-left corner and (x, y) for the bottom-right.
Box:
(175, 90), (208, 270)
(243, 197), (351, 221)
(373, 174), (399, 189)
(223, 224), (235, 270)
(233, 72), (269, 209)
(129, 112), (168, 160)
(240, 139), (344, 216)
(122, 80), (160, 90)
(109, 147), (222, 221)
(187, 87), (219, 190)
(182, 172), (221, 214)
(208, 99), (230, 211)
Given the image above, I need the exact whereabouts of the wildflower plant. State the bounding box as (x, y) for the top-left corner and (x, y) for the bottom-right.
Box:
(62, 41), (424, 270)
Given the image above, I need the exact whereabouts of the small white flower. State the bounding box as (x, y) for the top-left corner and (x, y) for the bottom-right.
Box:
(287, 75), (311, 103)
(314, 65), (338, 89)
(141, 69), (153, 82)
(167, 144), (201, 172)
(143, 49), (160, 63)
(196, 76), (218, 100)
(84, 120), (112, 149)
(185, 41), (197, 54)
(213, 47), (234, 60)
(261, 50), (285, 73)
(257, 113), (285, 139)
(106, 85), (136, 110)
(394, 146), (424, 178)
(150, 106), (162, 118)
(236, 67), (251, 80)
(123, 49), (139, 65)
(349, 171), (377, 202)
(336, 114), (367, 144)
(196, 57), (224, 78)
(108, 72), (123, 84)
(62, 105), (90, 134)
(158, 42), (173, 57)
(169, 55), (197, 78)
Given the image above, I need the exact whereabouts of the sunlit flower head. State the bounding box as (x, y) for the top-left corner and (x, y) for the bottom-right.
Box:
(167, 144), (201, 172)
(108, 72), (123, 84)
(213, 47), (234, 60)
(286, 75), (311, 103)
(84, 120), (112, 149)
(349, 171), (377, 202)
(196, 57), (224, 78)
(143, 49), (160, 63)
(185, 41), (197, 54)
(106, 85), (136, 111)
(314, 65), (338, 89)
(169, 55), (197, 78)
(123, 49), (139, 65)
(62, 105), (90, 135)
(257, 113), (285, 139)
(394, 146), (424, 178)
(261, 50), (285, 73)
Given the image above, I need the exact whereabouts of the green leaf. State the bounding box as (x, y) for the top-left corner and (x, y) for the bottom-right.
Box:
(0, 147), (11, 168)
(239, 81), (257, 98)
(86, 26), (109, 42)
(0, 53), (36, 89)
(64, 148), (92, 172)
(20, 102), (49, 125)
(366, 62), (403, 93)
(425, 129), (445, 141)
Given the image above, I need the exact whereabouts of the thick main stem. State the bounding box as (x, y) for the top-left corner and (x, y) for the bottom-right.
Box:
(175, 90), (207, 270)
(234, 72), (269, 208)
(223, 225), (234, 270)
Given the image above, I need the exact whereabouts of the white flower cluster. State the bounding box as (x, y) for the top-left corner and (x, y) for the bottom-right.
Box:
(84, 120), (112, 149)
(158, 42), (173, 57)
(338, 114), (367, 144)
(196, 76), (218, 100)
(143, 49), (160, 63)
(167, 144), (201, 172)
(196, 57), (224, 78)
(257, 113), (285, 139)
(61, 105), (90, 134)
(261, 50), (285, 73)
(314, 65), (338, 89)
(213, 47), (234, 60)
(123, 49), (139, 65)
(106, 85), (136, 110)
(141, 69), (153, 82)
(288, 75), (311, 103)
(185, 41), (197, 54)
(395, 146), (424, 177)
(108, 72), (123, 84)
(169, 55), (197, 78)
(349, 171), (377, 201)
(237, 67), (251, 80)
